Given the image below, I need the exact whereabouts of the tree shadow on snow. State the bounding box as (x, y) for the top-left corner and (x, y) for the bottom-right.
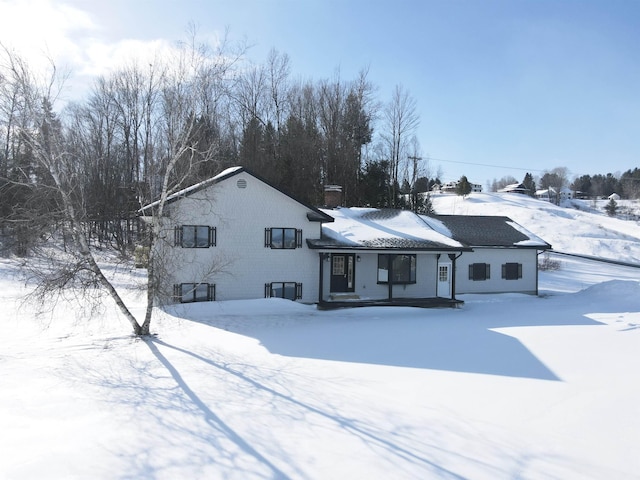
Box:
(169, 295), (607, 382)
(140, 337), (475, 480)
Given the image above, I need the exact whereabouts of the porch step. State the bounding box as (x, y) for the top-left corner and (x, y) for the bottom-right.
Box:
(330, 293), (361, 301)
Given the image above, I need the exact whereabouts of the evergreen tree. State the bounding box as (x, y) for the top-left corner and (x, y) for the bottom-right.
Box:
(522, 172), (536, 197)
(360, 159), (391, 208)
(416, 192), (434, 215)
(605, 198), (618, 216)
(456, 175), (472, 198)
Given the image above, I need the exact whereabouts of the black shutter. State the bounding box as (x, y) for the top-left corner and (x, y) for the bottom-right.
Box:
(486, 264), (490, 280)
(265, 283), (271, 298)
(296, 283), (303, 299)
(518, 263), (523, 279)
(208, 284), (216, 301)
(469, 264), (474, 280)
(173, 284), (181, 302)
(209, 226), (216, 247)
(264, 228), (271, 247)
(296, 229), (303, 248)
(502, 264), (506, 279)
(174, 226), (183, 247)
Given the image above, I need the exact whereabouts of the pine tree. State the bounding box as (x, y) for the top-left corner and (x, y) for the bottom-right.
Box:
(522, 172), (536, 197)
(605, 198), (618, 216)
(456, 175), (472, 198)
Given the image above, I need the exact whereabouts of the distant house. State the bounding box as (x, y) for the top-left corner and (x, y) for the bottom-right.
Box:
(536, 186), (573, 203)
(140, 167), (551, 307)
(440, 180), (482, 194)
(560, 186), (573, 200)
(535, 188), (555, 202)
(499, 183), (529, 195)
(608, 193), (621, 201)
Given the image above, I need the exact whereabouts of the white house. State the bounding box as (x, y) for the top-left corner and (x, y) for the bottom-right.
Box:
(440, 180), (482, 194)
(140, 167), (551, 307)
(536, 186), (573, 203)
(140, 166), (333, 304)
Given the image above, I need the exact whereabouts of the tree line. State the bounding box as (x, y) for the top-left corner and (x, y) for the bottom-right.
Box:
(489, 167), (640, 199)
(1, 36), (434, 257)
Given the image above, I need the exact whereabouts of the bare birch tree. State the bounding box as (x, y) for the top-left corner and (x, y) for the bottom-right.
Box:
(381, 85), (419, 207)
(1, 34), (244, 335)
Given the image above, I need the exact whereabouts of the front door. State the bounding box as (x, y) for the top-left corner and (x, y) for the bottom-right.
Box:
(330, 254), (355, 293)
(437, 263), (452, 298)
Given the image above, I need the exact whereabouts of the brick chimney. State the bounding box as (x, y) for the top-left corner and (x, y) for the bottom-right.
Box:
(324, 185), (343, 208)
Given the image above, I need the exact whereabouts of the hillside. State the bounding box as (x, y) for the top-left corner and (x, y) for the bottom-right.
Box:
(432, 192), (640, 264)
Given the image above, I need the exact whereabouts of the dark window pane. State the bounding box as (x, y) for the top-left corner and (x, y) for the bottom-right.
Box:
(182, 226), (196, 247)
(283, 283), (296, 300)
(195, 226), (209, 247)
(283, 229), (296, 248)
(180, 283), (195, 302)
(195, 284), (209, 301)
(271, 229), (283, 248)
(378, 254), (415, 284)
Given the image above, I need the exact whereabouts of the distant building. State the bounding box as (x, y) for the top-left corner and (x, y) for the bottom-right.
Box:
(440, 180), (482, 194)
(536, 186), (573, 203)
(498, 183), (529, 195)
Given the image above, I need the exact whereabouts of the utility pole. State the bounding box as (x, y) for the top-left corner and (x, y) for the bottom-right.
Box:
(408, 155), (421, 212)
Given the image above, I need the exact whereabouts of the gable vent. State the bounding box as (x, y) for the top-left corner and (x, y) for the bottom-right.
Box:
(237, 178), (247, 189)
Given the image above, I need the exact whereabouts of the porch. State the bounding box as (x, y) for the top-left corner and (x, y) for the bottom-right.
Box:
(317, 295), (463, 310)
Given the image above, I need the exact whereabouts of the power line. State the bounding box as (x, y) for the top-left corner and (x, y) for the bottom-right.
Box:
(427, 156), (546, 174)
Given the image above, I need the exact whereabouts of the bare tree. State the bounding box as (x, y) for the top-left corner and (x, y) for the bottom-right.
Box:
(380, 85), (419, 207)
(0, 33), (245, 335)
(0, 43), (146, 332)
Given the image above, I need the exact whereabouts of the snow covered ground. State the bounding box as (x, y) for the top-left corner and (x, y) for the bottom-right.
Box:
(1, 194), (639, 479)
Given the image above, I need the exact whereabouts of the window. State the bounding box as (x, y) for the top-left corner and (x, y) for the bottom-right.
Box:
(438, 265), (449, 282)
(502, 262), (523, 280)
(174, 225), (216, 248)
(469, 263), (490, 281)
(173, 283), (216, 303)
(377, 254), (416, 284)
(265, 228), (302, 249)
(265, 282), (302, 300)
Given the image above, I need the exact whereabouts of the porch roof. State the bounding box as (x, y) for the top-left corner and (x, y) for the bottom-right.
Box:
(308, 207), (467, 251)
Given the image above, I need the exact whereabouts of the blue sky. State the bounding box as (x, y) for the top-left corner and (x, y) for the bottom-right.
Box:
(1, 0), (639, 185)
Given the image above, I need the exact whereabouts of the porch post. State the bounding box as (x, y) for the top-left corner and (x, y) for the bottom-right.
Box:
(448, 253), (458, 301)
(318, 252), (325, 303)
(388, 254), (394, 301)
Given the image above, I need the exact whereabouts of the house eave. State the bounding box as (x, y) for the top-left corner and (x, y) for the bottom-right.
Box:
(306, 242), (472, 253)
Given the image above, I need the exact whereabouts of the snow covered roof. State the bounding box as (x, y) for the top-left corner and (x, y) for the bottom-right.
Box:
(309, 208), (551, 251)
(436, 215), (551, 248)
(308, 208), (468, 251)
(498, 183), (529, 194)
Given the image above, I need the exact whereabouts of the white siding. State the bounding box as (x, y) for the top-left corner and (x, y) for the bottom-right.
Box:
(455, 248), (539, 294)
(159, 171), (322, 303)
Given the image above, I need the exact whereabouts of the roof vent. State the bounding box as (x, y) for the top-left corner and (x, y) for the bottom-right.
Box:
(237, 178), (247, 189)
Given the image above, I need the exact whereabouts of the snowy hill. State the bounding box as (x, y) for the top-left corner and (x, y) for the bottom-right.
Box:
(432, 192), (640, 264)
